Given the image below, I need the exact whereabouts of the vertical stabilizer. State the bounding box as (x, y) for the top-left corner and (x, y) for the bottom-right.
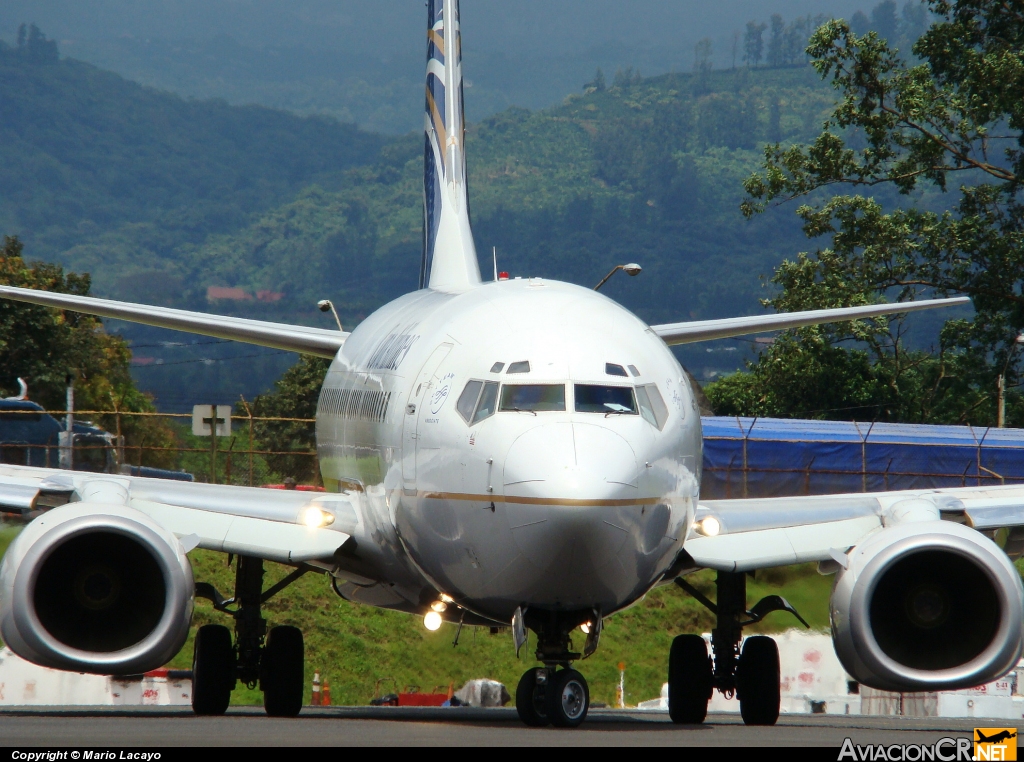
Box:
(422, 0), (482, 292)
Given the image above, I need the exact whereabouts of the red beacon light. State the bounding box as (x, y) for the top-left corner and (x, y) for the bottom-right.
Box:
(498, 271), (510, 281)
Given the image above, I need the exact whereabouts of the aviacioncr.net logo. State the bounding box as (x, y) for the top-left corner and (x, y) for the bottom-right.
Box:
(839, 737), (974, 761)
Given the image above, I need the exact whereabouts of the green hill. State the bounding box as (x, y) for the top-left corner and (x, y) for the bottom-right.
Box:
(0, 37), (383, 305)
(1, 34), (842, 402)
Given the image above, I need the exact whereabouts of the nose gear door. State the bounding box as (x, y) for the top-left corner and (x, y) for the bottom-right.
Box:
(402, 343), (453, 491)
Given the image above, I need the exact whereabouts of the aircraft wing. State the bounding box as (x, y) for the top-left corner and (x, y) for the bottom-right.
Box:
(0, 464), (357, 565)
(683, 484), (1024, 572)
(0, 285), (347, 358)
(650, 296), (971, 346)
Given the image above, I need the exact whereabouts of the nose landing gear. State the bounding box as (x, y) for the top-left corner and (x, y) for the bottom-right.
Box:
(671, 570), (806, 726)
(513, 610), (593, 728)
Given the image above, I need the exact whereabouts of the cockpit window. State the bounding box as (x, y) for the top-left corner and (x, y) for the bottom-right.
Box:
(574, 385), (637, 415)
(636, 383), (670, 429)
(490, 362), (505, 373)
(628, 365), (640, 377)
(507, 361), (531, 374)
(500, 384), (565, 412)
(457, 381), (482, 422)
(605, 363), (628, 377)
(473, 382), (499, 423)
(457, 380), (500, 424)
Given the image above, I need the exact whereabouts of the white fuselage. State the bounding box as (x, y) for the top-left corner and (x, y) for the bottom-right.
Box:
(316, 278), (702, 622)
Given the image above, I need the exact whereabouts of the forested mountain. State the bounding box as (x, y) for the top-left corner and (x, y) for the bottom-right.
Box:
(0, 33), (383, 304)
(0, 26), (885, 408)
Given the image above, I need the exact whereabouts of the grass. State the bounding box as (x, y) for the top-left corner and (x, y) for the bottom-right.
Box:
(5, 522), (1022, 708)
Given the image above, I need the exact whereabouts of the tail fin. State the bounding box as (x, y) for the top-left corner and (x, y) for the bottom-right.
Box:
(422, 0), (481, 292)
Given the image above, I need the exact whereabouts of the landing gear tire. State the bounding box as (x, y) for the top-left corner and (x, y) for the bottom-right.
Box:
(737, 635), (780, 726)
(668, 634), (713, 724)
(191, 624), (235, 716)
(515, 667), (550, 727)
(261, 625), (304, 717)
(546, 669), (589, 728)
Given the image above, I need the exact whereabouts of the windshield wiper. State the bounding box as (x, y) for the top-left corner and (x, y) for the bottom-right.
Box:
(510, 406), (538, 416)
(604, 410), (631, 417)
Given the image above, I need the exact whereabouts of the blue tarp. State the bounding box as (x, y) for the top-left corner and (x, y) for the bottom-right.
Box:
(700, 417), (1024, 499)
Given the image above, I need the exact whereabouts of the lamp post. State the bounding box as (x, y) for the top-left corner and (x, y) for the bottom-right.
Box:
(594, 263), (642, 291)
(317, 299), (344, 331)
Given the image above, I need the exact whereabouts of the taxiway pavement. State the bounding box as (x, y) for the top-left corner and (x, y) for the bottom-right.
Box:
(0, 707), (1001, 747)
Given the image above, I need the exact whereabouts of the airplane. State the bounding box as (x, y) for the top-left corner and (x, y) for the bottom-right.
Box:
(0, 0), (1022, 729)
(976, 730), (1017, 745)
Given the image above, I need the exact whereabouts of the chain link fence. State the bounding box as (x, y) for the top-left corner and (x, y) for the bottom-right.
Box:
(0, 407), (319, 488)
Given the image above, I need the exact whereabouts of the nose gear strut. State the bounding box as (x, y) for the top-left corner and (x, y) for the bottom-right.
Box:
(671, 571), (808, 725)
(513, 609), (595, 728)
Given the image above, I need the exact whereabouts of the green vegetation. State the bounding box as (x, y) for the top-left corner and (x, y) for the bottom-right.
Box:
(171, 551), (834, 707)
(709, 0), (1024, 427)
(0, 235), (179, 467)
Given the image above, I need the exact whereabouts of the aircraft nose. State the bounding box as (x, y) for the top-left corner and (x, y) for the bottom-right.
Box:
(502, 422), (640, 582)
(504, 422), (639, 497)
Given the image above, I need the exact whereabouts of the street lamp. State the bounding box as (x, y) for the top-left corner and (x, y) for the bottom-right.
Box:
(594, 263), (642, 291)
(317, 299), (344, 331)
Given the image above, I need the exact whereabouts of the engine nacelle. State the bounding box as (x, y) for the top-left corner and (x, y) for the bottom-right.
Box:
(0, 503), (194, 675)
(831, 520), (1024, 692)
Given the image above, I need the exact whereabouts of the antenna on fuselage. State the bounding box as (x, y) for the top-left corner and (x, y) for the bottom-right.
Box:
(493, 247), (498, 282)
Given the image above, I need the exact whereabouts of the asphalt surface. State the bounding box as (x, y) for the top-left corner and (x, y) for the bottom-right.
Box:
(0, 707), (1004, 747)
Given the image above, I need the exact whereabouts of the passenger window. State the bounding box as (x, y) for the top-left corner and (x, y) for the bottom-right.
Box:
(643, 384), (670, 429)
(500, 384), (565, 412)
(457, 380), (483, 422)
(507, 361), (531, 374)
(605, 363), (628, 377)
(473, 382), (499, 423)
(574, 385), (637, 414)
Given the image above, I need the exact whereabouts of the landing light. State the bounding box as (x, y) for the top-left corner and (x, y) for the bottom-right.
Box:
(439, 593), (454, 604)
(698, 516), (721, 537)
(580, 622), (592, 634)
(424, 611), (443, 631)
(299, 506), (335, 528)
(430, 601), (448, 613)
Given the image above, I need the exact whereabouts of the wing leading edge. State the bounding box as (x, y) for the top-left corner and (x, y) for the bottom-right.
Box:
(684, 484), (1024, 573)
(651, 296), (971, 346)
(0, 285), (347, 358)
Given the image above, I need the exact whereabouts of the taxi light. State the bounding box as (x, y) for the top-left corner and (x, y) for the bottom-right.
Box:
(430, 601), (447, 613)
(580, 622), (591, 635)
(300, 506), (335, 528)
(439, 593), (454, 604)
(424, 611), (443, 631)
(698, 516), (721, 537)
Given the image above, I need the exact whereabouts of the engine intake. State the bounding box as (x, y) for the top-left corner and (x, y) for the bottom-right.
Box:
(831, 521), (1023, 692)
(0, 504), (194, 674)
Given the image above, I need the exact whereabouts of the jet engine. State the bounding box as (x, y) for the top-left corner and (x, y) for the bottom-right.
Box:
(831, 519), (1024, 692)
(0, 503), (194, 675)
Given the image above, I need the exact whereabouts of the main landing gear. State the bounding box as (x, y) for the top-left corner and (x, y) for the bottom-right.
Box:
(670, 570), (808, 725)
(514, 610), (595, 728)
(192, 555), (311, 717)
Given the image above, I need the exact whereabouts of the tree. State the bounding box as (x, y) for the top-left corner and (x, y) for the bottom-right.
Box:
(245, 355), (329, 483)
(767, 14), (786, 68)
(693, 38), (713, 94)
(871, 0), (901, 42)
(737, 1), (1024, 426)
(744, 21), (767, 67)
(586, 68), (606, 92)
(0, 236), (178, 465)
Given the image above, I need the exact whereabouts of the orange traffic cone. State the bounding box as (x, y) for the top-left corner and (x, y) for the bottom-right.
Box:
(322, 679), (331, 707)
(311, 670), (322, 706)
